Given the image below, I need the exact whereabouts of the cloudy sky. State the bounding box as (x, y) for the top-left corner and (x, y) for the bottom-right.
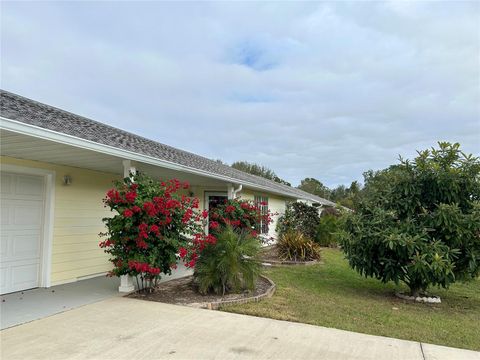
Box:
(2, 1), (479, 187)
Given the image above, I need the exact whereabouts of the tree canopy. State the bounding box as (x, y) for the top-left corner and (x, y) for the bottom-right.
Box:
(340, 142), (480, 296)
(297, 178), (361, 209)
(231, 161), (291, 186)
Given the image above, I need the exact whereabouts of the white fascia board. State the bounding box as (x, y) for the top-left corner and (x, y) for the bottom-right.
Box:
(1, 117), (299, 200)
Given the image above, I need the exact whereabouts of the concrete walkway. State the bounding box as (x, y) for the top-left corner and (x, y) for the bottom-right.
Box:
(1, 265), (192, 329)
(1, 297), (478, 360)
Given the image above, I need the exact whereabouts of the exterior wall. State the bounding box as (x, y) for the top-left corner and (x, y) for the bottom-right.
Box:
(0, 155), (292, 286)
(1, 156), (120, 285)
(240, 189), (288, 240)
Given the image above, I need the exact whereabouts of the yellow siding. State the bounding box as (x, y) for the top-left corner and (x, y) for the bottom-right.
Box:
(240, 190), (287, 239)
(1, 156), (119, 285)
(0, 155), (290, 285)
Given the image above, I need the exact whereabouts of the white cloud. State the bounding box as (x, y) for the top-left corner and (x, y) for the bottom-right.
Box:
(1, 1), (479, 187)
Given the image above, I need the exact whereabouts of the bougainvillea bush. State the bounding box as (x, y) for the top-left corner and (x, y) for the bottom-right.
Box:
(192, 198), (273, 295)
(100, 173), (210, 291)
(208, 198), (274, 240)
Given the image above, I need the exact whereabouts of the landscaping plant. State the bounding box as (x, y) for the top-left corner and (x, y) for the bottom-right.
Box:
(316, 207), (343, 247)
(276, 201), (320, 239)
(208, 198), (274, 240)
(340, 142), (480, 297)
(194, 226), (262, 295)
(277, 231), (321, 262)
(100, 173), (210, 291)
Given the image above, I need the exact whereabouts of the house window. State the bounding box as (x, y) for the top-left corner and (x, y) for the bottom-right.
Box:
(254, 195), (269, 235)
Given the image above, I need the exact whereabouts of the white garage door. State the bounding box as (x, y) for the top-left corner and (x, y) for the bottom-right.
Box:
(1, 172), (45, 295)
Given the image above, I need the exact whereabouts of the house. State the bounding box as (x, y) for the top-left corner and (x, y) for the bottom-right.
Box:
(0, 90), (334, 294)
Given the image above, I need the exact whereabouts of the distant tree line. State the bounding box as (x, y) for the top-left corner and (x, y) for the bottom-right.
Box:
(215, 160), (359, 209)
(230, 161), (291, 186)
(297, 178), (362, 209)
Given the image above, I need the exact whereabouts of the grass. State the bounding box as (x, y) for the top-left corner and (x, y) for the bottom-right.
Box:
(222, 248), (480, 351)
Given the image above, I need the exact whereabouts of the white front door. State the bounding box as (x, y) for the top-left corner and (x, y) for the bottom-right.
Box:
(1, 172), (45, 294)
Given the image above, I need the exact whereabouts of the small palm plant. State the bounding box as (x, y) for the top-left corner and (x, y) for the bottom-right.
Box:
(194, 226), (261, 296)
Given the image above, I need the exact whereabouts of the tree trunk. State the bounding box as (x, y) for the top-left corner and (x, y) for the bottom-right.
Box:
(410, 287), (421, 297)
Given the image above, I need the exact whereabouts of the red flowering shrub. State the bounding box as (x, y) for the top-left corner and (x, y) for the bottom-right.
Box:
(100, 173), (208, 291)
(208, 199), (274, 239)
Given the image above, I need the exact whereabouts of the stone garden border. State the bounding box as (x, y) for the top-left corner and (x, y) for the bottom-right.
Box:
(199, 275), (276, 310)
(395, 292), (441, 304)
(261, 259), (323, 267)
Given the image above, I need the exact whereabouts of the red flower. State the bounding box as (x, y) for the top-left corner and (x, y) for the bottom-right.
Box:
(209, 221), (219, 229)
(132, 205), (141, 213)
(150, 224), (159, 234)
(179, 247), (188, 258)
(182, 209), (193, 224)
(201, 210), (209, 219)
(123, 209), (133, 218)
(225, 205), (236, 213)
(206, 234), (217, 244)
(182, 181), (190, 189)
(99, 239), (112, 248)
(125, 191), (137, 203)
(136, 239), (148, 249)
(240, 202), (250, 210)
(143, 202), (157, 216)
(106, 189), (122, 204)
(192, 198), (199, 209)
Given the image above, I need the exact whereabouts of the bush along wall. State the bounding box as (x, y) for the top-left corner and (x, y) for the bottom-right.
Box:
(277, 201), (320, 240)
(100, 173), (212, 291)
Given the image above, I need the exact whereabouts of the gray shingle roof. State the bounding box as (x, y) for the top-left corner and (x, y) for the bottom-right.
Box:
(0, 90), (335, 206)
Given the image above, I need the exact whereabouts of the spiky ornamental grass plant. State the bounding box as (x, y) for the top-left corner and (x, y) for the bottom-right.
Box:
(277, 231), (322, 261)
(194, 226), (261, 296)
(340, 142), (480, 297)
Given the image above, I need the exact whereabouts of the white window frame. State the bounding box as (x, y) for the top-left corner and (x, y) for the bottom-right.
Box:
(254, 195), (269, 235)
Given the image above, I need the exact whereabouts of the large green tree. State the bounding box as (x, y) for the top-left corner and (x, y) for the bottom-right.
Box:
(297, 178), (331, 199)
(231, 161), (291, 186)
(340, 142), (480, 297)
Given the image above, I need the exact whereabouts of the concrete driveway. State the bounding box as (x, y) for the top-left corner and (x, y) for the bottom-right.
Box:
(1, 297), (478, 360)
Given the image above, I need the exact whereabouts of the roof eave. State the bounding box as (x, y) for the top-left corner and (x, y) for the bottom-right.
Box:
(0, 116), (303, 200)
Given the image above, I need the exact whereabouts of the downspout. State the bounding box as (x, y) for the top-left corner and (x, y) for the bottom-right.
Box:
(233, 184), (243, 199)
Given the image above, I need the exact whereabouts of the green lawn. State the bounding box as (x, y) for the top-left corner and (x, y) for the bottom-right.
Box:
(222, 248), (480, 351)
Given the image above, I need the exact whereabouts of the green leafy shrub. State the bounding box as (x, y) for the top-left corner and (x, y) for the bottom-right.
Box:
(340, 142), (480, 296)
(277, 231), (321, 261)
(277, 202), (320, 239)
(194, 226), (261, 295)
(316, 216), (339, 247)
(316, 207), (343, 247)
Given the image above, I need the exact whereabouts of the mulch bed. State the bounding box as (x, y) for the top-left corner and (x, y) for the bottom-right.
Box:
(127, 275), (275, 309)
(260, 245), (322, 266)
